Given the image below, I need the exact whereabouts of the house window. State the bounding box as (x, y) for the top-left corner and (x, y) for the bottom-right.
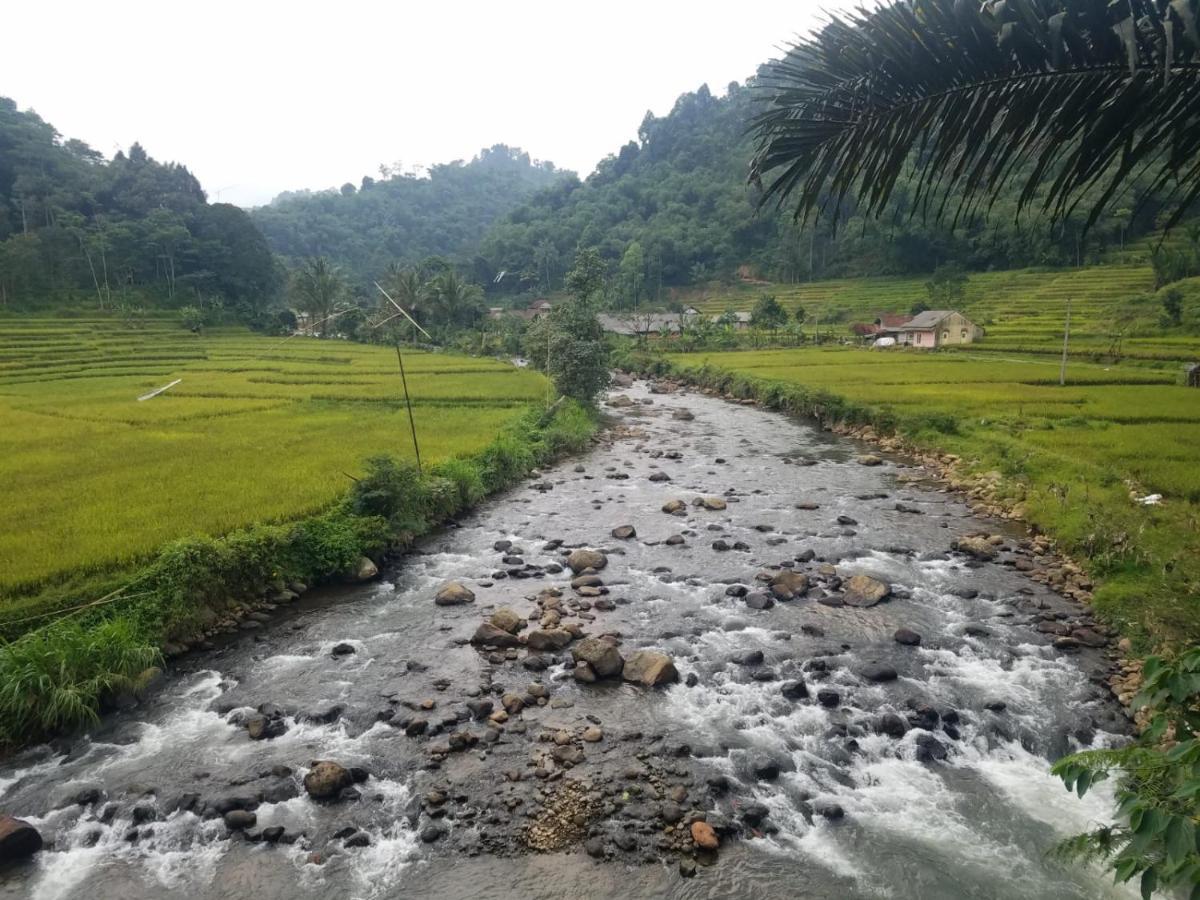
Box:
(961, 329), (968, 339)
(941, 331), (948, 341)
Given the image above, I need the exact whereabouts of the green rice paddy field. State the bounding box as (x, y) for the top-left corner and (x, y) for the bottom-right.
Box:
(0, 316), (548, 597)
(686, 263), (1200, 362)
(666, 347), (1200, 647)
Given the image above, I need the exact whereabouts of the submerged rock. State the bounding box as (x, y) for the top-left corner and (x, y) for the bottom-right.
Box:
(859, 662), (898, 683)
(0, 817), (42, 861)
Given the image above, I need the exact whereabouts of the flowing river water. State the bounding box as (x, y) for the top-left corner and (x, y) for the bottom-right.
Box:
(0, 380), (1135, 900)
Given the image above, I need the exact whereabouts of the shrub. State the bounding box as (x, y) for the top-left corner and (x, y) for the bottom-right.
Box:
(1052, 647), (1200, 898)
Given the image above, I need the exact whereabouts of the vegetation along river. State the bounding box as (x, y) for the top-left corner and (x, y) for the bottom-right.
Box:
(0, 380), (1135, 899)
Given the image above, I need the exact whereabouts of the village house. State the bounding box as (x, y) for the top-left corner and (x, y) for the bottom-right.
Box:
(861, 310), (982, 348)
(901, 310), (983, 347)
(488, 298), (553, 321)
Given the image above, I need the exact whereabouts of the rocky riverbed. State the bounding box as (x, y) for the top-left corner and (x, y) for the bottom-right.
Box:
(0, 380), (1136, 899)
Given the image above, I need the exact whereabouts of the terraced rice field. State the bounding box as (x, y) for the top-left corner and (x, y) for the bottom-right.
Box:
(686, 263), (1200, 362)
(667, 346), (1200, 644)
(0, 316), (548, 594)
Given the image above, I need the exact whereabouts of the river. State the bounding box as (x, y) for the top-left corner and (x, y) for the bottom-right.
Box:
(0, 379), (1133, 899)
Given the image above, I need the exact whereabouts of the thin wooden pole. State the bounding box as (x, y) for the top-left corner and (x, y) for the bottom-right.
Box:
(1059, 297), (1072, 386)
(395, 342), (422, 475)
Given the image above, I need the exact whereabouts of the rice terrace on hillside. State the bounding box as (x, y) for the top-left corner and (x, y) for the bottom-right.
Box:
(686, 262), (1200, 360)
(0, 316), (546, 595)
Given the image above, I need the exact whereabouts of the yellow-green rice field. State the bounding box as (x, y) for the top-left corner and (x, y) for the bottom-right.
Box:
(0, 316), (547, 596)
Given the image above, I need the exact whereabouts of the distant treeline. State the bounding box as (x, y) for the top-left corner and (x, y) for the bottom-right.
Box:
(250, 145), (563, 290)
(0, 97), (279, 317)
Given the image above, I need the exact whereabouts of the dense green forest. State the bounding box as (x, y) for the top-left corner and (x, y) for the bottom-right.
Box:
(476, 79), (1171, 304)
(0, 97), (279, 317)
(250, 146), (564, 288)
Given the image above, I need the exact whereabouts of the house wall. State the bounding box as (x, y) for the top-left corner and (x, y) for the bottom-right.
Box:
(914, 330), (935, 348)
(936, 311), (977, 346)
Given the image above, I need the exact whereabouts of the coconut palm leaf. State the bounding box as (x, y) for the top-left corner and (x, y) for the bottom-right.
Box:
(749, 0), (1200, 234)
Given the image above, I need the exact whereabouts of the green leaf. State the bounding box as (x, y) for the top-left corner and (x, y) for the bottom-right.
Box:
(1140, 867), (1157, 899)
(1165, 816), (1195, 864)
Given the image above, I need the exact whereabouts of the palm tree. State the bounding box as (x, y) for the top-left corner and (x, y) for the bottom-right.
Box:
(750, 0), (1200, 235)
(381, 263), (428, 339)
(428, 270), (485, 329)
(290, 257), (346, 336)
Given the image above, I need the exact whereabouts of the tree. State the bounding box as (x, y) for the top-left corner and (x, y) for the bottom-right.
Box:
(618, 241), (646, 309)
(290, 257), (345, 335)
(925, 263), (968, 308)
(793, 305), (807, 326)
(1162, 288), (1185, 328)
(427, 269), (485, 329)
(750, 0), (1200, 236)
(565, 247), (607, 302)
(751, 294), (787, 334)
(534, 249), (611, 405)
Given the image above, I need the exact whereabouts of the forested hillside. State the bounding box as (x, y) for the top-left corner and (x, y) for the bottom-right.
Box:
(0, 97), (279, 316)
(251, 146), (565, 288)
(477, 79), (1170, 303)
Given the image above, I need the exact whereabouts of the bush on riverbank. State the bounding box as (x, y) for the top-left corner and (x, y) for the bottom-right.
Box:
(0, 399), (596, 749)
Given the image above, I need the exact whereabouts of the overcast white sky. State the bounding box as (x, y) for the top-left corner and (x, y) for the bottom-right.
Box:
(1, 1), (847, 208)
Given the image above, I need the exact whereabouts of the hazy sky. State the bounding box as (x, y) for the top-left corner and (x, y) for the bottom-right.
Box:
(0, 1), (851, 208)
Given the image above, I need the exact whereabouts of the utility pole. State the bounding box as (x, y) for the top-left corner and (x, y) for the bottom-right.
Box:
(1059, 297), (1072, 386)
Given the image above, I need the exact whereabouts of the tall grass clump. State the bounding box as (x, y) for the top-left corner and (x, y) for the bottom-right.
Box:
(0, 617), (161, 744)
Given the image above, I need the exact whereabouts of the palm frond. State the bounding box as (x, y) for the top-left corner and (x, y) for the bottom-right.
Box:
(750, 0), (1200, 234)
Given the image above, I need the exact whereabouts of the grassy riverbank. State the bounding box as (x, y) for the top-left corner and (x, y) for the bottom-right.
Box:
(0, 313), (596, 747)
(634, 347), (1199, 651)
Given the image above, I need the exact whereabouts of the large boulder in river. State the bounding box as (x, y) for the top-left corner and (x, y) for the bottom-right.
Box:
(696, 496), (727, 511)
(611, 525), (637, 540)
(662, 499), (687, 516)
(471, 623), (520, 648)
(435, 581), (475, 606)
(0, 817), (42, 861)
(622, 650), (679, 686)
(859, 662), (898, 683)
(489, 607), (525, 634)
(348, 556), (379, 582)
(304, 761), (354, 799)
(769, 570), (809, 600)
(567, 549), (607, 574)
(526, 628), (573, 651)
(953, 535), (998, 561)
(572, 637), (625, 678)
(843, 575), (891, 608)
